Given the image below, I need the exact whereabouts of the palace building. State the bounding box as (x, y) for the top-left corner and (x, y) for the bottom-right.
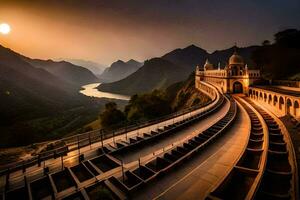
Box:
(195, 50), (261, 94)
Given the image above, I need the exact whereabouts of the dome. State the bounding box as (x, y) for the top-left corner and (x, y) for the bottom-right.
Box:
(204, 59), (213, 70)
(229, 51), (244, 65)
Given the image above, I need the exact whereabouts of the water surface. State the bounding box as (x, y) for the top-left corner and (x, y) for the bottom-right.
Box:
(80, 83), (130, 100)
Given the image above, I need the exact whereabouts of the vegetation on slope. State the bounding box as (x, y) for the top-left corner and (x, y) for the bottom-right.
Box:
(124, 90), (172, 122)
(166, 72), (211, 111)
(99, 72), (211, 128)
(100, 102), (126, 128)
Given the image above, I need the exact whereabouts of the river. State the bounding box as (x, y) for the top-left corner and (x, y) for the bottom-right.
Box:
(80, 83), (130, 100)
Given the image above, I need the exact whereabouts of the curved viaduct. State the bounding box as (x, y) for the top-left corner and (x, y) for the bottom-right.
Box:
(0, 80), (299, 200)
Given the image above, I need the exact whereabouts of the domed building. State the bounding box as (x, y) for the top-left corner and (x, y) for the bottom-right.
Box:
(229, 51), (244, 65)
(195, 50), (261, 94)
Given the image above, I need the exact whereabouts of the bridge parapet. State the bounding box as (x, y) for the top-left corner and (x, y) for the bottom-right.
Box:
(249, 86), (300, 119)
(195, 80), (219, 100)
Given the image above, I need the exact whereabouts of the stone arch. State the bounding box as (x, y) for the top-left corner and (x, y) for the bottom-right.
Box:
(249, 89), (253, 98)
(273, 95), (278, 106)
(264, 93), (267, 102)
(249, 89), (253, 95)
(259, 92), (263, 100)
(268, 94), (272, 104)
(294, 101), (299, 117)
(279, 96), (284, 110)
(232, 81), (243, 93)
(287, 98), (292, 115)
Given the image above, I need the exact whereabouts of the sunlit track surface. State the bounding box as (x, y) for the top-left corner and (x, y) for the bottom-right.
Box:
(108, 95), (237, 199)
(102, 93), (225, 159)
(243, 97), (297, 200)
(208, 96), (268, 200)
(106, 95), (226, 163)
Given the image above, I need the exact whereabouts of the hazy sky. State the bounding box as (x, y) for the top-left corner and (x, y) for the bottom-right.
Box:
(0, 0), (300, 65)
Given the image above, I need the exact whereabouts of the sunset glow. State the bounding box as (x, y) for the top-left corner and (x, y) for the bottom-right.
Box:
(0, 23), (10, 35)
(0, 1), (299, 65)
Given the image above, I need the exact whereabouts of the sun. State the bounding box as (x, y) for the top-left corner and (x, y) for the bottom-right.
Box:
(0, 23), (11, 35)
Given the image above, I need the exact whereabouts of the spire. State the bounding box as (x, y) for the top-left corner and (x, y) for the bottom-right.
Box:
(204, 58), (213, 71)
(205, 58), (210, 64)
(218, 62), (221, 70)
(233, 42), (238, 55)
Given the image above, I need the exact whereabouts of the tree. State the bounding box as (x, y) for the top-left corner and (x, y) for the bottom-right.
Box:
(252, 29), (300, 80)
(124, 90), (172, 121)
(100, 102), (126, 128)
(262, 40), (270, 46)
(274, 29), (300, 48)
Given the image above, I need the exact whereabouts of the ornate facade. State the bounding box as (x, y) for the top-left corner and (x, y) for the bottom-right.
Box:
(195, 51), (261, 94)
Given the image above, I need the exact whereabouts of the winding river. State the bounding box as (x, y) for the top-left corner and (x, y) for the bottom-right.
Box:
(80, 83), (130, 100)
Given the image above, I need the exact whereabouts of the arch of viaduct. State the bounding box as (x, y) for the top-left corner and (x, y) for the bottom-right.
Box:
(249, 87), (300, 119)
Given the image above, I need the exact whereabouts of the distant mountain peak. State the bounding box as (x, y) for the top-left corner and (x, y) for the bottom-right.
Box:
(184, 44), (207, 52)
(98, 58), (143, 83)
(185, 44), (199, 49)
(115, 60), (125, 64)
(127, 59), (137, 62)
(56, 58), (107, 75)
(126, 59), (142, 66)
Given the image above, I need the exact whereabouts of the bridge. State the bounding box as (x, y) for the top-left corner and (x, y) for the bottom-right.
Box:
(0, 79), (298, 200)
(0, 53), (299, 200)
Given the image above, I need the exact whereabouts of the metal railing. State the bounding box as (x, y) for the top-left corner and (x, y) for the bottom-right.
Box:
(0, 82), (220, 176)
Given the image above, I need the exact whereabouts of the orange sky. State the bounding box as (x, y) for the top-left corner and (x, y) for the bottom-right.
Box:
(1, 0), (300, 66)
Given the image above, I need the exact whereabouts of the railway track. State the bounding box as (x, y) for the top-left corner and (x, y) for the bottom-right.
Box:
(208, 96), (297, 200)
(101, 93), (225, 156)
(208, 96), (268, 200)
(108, 95), (237, 198)
(243, 97), (296, 200)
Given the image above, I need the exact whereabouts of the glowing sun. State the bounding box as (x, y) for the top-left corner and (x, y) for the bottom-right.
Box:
(0, 23), (11, 35)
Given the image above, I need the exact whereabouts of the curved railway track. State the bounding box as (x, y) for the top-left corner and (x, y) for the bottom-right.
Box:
(108, 95), (238, 198)
(208, 96), (297, 200)
(243, 97), (296, 200)
(208, 96), (268, 200)
(102, 93), (225, 156)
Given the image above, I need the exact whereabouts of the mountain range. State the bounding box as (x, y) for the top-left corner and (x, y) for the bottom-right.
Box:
(25, 58), (99, 86)
(0, 44), (101, 146)
(57, 59), (107, 76)
(98, 45), (259, 95)
(98, 59), (143, 83)
(98, 58), (187, 95)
